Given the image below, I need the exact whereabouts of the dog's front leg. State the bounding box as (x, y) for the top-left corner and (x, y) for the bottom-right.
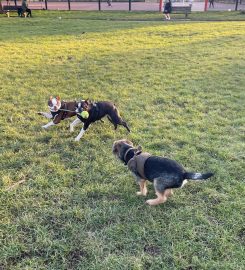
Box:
(42, 121), (55, 129)
(136, 180), (148, 196)
(70, 117), (81, 133)
(74, 127), (85, 141)
(38, 112), (53, 119)
(75, 122), (90, 141)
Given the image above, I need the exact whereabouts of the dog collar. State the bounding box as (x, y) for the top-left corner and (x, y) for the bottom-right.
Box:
(123, 148), (133, 164)
(123, 147), (140, 165)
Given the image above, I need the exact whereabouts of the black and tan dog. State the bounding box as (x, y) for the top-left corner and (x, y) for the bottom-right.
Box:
(112, 139), (213, 206)
(38, 97), (130, 141)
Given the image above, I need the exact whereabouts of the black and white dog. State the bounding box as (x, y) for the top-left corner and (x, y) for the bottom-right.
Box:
(74, 100), (130, 141)
(38, 97), (130, 141)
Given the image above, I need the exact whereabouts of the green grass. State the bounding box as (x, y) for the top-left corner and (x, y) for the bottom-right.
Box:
(2, 9), (245, 21)
(0, 11), (245, 270)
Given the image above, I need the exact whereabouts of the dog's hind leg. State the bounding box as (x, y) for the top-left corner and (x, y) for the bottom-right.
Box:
(42, 121), (55, 129)
(107, 116), (114, 125)
(146, 191), (167, 206)
(70, 117), (82, 132)
(108, 114), (130, 132)
(121, 120), (130, 132)
(107, 115), (118, 130)
(146, 178), (171, 206)
(107, 116), (112, 122)
(38, 112), (53, 119)
(164, 189), (173, 198)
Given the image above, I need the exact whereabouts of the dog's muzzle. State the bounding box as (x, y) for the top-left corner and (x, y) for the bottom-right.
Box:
(49, 105), (60, 112)
(76, 102), (83, 113)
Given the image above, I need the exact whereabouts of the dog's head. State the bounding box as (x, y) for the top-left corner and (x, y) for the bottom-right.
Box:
(76, 99), (90, 113)
(48, 96), (61, 112)
(113, 139), (142, 163)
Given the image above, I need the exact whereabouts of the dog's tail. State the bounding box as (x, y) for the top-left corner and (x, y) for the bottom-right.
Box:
(184, 172), (213, 180)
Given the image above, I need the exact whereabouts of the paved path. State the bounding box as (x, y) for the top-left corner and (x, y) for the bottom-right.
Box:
(1, 1), (244, 12)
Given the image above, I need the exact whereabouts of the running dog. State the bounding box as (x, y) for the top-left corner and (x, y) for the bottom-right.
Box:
(74, 100), (130, 141)
(112, 139), (213, 206)
(38, 96), (78, 130)
(38, 97), (130, 141)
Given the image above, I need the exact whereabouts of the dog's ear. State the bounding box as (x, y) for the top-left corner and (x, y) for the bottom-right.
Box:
(83, 99), (90, 110)
(56, 96), (61, 101)
(137, 145), (142, 151)
(49, 96), (53, 100)
(124, 139), (133, 146)
(135, 145), (142, 155)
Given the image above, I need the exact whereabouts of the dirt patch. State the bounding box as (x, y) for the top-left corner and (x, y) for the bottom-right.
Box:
(144, 244), (161, 256)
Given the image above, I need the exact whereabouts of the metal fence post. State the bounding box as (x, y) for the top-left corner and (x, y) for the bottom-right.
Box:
(45, 0), (48, 10)
(129, 0), (131, 11)
(235, 0), (239, 10)
(68, 0), (71, 10)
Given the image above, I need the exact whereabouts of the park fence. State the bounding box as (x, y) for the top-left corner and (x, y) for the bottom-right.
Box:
(1, 0), (244, 11)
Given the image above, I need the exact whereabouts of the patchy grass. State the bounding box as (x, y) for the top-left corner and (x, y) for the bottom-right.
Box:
(0, 11), (245, 270)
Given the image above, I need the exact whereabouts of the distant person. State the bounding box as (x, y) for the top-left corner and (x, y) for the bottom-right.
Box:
(163, 0), (172, 20)
(107, 0), (112, 7)
(209, 0), (214, 8)
(20, 0), (32, 17)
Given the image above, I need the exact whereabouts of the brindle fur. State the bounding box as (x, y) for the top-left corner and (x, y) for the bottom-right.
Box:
(112, 139), (213, 206)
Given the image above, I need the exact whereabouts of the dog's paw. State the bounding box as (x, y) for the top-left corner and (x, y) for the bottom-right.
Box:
(70, 126), (74, 133)
(146, 199), (155, 206)
(37, 112), (42, 115)
(42, 125), (47, 129)
(136, 191), (147, 196)
(74, 137), (80, 142)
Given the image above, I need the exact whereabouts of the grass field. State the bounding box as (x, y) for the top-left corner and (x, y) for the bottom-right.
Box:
(0, 11), (245, 270)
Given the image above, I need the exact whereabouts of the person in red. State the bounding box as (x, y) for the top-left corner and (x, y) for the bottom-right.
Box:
(163, 0), (172, 20)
